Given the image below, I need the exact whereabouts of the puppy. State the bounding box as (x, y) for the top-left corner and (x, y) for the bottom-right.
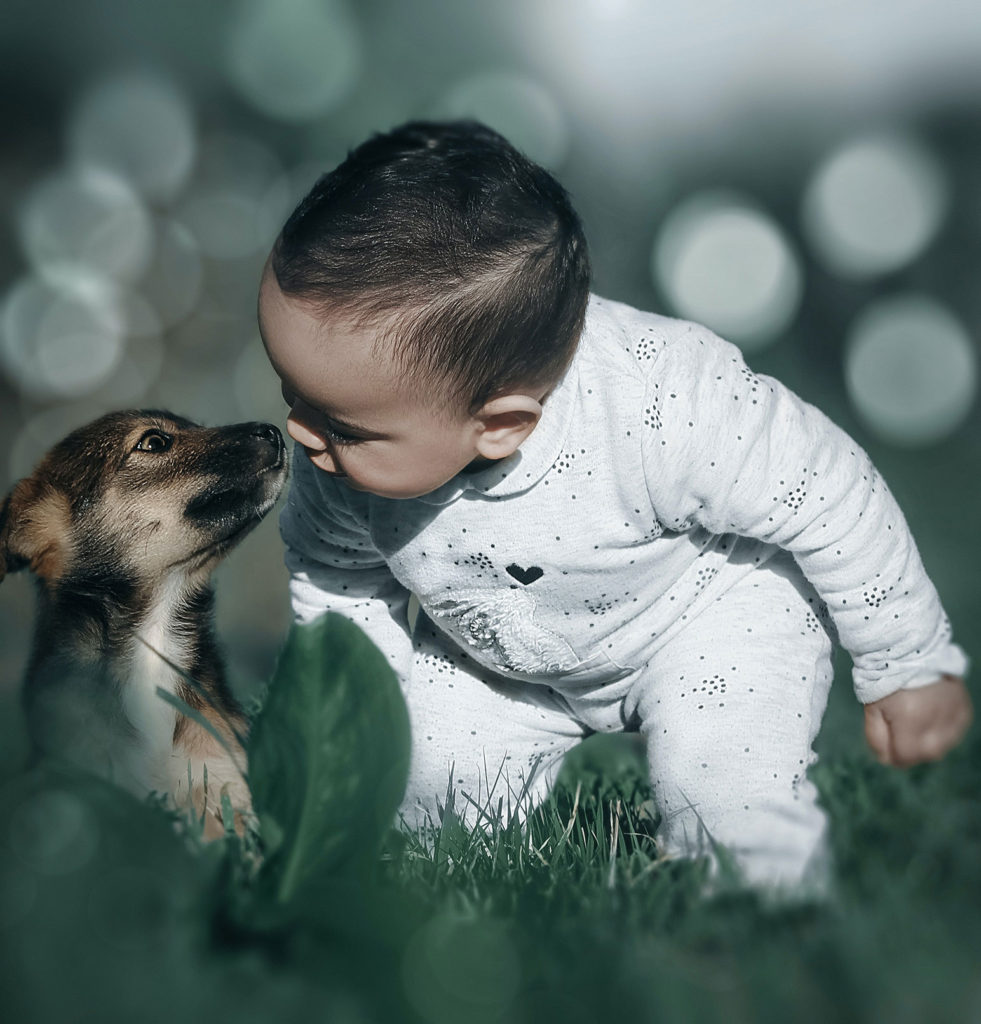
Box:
(0, 410), (288, 838)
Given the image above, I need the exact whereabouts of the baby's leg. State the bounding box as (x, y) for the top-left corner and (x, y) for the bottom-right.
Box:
(625, 553), (836, 895)
(400, 613), (587, 836)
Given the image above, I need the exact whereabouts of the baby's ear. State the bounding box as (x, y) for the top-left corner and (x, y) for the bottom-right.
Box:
(0, 479), (71, 584)
(473, 394), (544, 462)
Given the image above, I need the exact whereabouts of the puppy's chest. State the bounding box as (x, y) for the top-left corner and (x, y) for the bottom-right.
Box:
(119, 583), (189, 768)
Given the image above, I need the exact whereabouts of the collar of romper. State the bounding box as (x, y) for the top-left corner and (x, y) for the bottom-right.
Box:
(415, 319), (586, 506)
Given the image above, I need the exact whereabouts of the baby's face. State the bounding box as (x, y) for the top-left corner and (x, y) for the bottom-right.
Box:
(258, 266), (488, 499)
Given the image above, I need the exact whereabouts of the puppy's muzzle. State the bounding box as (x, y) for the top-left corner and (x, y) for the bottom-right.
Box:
(182, 422), (289, 562)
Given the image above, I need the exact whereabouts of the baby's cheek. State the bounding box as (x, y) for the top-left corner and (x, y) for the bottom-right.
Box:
(309, 450), (343, 475)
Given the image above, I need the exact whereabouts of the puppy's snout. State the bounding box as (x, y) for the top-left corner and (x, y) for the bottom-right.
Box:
(246, 422), (285, 468)
(249, 423), (282, 448)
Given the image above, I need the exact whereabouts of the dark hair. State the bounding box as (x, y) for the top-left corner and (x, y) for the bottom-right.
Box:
(271, 120), (591, 414)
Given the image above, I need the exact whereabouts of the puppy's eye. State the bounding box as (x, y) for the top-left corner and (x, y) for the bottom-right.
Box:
(134, 430), (172, 453)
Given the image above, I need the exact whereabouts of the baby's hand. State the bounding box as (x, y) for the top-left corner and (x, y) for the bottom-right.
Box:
(864, 675), (973, 767)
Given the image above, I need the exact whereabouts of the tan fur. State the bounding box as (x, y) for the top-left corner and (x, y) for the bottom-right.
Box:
(1, 479), (72, 582)
(172, 712), (252, 839)
(20, 488), (73, 581)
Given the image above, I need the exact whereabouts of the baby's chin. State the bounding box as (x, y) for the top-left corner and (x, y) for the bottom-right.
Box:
(323, 455), (501, 500)
(348, 481), (439, 500)
(342, 473), (459, 501)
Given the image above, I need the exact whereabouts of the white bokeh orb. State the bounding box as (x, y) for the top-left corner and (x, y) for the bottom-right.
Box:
(652, 192), (803, 350)
(90, 292), (165, 406)
(177, 135), (285, 260)
(802, 133), (949, 279)
(68, 72), (196, 203)
(1, 275), (126, 400)
(845, 294), (976, 446)
(138, 219), (204, 329)
(20, 166), (155, 287)
(225, 0), (361, 121)
(435, 71), (571, 169)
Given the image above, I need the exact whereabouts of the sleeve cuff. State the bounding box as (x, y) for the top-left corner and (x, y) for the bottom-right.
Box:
(854, 641), (971, 703)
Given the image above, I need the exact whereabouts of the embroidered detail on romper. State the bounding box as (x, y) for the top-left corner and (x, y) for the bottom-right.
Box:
(694, 566), (719, 591)
(506, 563), (544, 585)
(428, 589), (580, 674)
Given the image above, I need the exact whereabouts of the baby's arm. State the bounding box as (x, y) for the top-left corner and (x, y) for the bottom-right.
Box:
(642, 319), (970, 735)
(279, 444), (414, 683)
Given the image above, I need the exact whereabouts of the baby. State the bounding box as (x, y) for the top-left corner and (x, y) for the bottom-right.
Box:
(257, 120), (972, 895)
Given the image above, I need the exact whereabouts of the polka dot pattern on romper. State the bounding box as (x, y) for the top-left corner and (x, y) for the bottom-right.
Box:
(458, 551), (496, 577)
(584, 595), (617, 616)
(694, 566), (719, 592)
(556, 448), (586, 474)
(644, 398), (663, 431)
(630, 335), (660, 361)
(781, 476), (809, 512)
(863, 579), (896, 609)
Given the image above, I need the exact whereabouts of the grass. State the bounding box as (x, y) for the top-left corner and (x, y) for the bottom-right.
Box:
(0, 617), (979, 1024)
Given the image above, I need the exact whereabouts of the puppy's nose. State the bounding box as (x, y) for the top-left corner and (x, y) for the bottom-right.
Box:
(249, 423), (283, 448)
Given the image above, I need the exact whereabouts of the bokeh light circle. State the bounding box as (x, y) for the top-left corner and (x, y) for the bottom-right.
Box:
(436, 71), (571, 169)
(1, 275), (126, 399)
(652, 192), (802, 349)
(802, 133), (949, 279)
(20, 166), (154, 287)
(138, 219), (204, 329)
(68, 72), (196, 203)
(90, 292), (165, 406)
(225, 0), (361, 121)
(8, 789), (99, 876)
(177, 134), (284, 259)
(402, 913), (521, 1022)
(845, 294), (976, 446)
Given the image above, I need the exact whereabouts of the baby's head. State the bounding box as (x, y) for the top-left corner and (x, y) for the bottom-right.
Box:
(258, 120), (590, 499)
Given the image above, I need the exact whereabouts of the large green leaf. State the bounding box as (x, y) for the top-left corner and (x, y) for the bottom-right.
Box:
(248, 613), (411, 906)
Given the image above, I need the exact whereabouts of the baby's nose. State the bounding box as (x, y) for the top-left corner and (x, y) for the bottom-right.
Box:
(286, 413), (328, 453)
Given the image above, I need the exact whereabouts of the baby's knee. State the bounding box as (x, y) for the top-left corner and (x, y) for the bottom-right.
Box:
(652, 760), (832, 896)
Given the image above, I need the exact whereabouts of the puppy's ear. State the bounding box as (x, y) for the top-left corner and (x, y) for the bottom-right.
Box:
(0, 479), (71, 584)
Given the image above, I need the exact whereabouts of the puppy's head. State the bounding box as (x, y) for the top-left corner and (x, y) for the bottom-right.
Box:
(0, 411), (288, 589)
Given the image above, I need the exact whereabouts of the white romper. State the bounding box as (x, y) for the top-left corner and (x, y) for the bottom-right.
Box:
(280, 294), (969, 891)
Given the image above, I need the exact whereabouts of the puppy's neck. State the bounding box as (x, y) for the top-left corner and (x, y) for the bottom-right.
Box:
(28, 570), (223, 785)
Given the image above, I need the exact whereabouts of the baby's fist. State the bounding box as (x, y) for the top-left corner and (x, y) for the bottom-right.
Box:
(864, 675), (973, 767)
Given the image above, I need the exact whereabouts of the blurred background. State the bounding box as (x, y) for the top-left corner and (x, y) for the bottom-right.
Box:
(1, 0), (979, 757)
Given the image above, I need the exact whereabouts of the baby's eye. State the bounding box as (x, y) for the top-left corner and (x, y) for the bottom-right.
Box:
(324, 424), (362, 446)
